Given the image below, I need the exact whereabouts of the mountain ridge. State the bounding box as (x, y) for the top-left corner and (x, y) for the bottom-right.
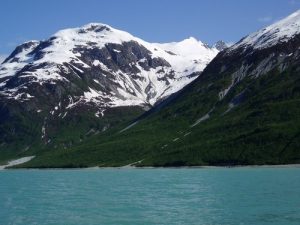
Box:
(15, 10), (300, 168)
(2, 10), (300, 168)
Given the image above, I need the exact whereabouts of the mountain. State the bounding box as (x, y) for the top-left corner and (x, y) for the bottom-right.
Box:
(16, 10), (300, 168)
(213, 40), (229, 51)
(0, 24), (218, 107)
(0, 23), (218, 162)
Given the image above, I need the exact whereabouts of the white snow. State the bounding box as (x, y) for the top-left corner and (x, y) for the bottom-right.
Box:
(119, 121), (139, 133)
(173, 138), (179, 142)
(184, 132), (191, 137)
(41, 125), (46, 139)
(62, 111), (68, 118)
(84, 87), (101, 100)
(92, 60), (101, 66)
(154, 37), (218, 75)
(232, 10), (300, 50)
(223, 103), (235, 115)
(95, 109), (105, 117)
(0, 156), (35, 169)
(191, 114), (210, 127)
(0, 41), (39, 79)
(92, 60), (111, 72)
(93, 79), (100, 84)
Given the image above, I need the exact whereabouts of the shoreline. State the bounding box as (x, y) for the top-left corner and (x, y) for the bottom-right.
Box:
(1, 156), (300, 170)
(123, 164), (300, 169)
(2, 163), (300, 170)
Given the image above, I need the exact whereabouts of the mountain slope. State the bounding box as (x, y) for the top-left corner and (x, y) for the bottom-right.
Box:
(19, 10), (300, 168)
(0, 23), (218, 162)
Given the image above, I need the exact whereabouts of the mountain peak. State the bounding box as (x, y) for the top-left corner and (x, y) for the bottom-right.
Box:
(213, 40), (228, 51)
(52, 22), (134, 43)
(82, 22), (112, 29)
(182, 36), (199, 43)
(232, 9), (300, 50)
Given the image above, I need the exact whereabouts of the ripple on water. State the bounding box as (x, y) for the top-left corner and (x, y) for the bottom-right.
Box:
(0, 167), (299, 225)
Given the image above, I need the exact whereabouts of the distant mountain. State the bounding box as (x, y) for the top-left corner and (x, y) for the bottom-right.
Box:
(213, 40), (229, 51)
(0, 23), (218, 161)
(18, 10), (300, 168)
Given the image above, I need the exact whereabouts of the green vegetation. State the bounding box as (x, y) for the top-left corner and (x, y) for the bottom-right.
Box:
(15, 62), (300, 168)
(0, 105), (144, 166)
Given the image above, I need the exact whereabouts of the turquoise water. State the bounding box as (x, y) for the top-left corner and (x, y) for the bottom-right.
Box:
(0, 167), (300, 225)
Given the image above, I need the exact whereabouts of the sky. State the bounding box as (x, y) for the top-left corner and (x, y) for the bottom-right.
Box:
(0, 0), (300, 62)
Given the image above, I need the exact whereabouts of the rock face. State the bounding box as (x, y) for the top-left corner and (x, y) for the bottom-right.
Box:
(0, 23), (218, 154)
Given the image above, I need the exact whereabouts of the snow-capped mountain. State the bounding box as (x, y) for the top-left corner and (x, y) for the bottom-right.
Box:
(0, 23), (218, 110)
(214, 10), (300, 101)
(232, 9), (300, 50)
(0, 22), (219, 152)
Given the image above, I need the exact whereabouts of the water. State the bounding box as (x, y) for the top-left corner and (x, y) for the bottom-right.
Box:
(0, 167), (300, 225)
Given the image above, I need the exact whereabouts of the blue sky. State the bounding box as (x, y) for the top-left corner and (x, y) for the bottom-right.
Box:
(0, 0), (300, 61)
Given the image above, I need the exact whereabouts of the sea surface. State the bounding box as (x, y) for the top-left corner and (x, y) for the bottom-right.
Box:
(0, 167), (300, 225)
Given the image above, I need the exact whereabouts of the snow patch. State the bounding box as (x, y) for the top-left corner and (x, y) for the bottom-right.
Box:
(173, 138), (179, 142)
(0, 156), (35, 169)
(191, 114), (210, 127)
(119, 121), (139, 133)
